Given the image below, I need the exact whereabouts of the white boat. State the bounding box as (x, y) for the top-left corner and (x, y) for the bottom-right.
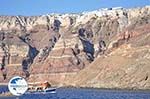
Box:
(26, 87), (56, 94)
(26, 81), (57, 94)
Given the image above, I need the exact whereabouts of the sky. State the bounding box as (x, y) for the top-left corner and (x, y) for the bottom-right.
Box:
(0, 0), (150, 16)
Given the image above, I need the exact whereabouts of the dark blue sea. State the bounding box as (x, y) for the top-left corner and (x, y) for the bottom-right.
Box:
(0, 86), (150, 99)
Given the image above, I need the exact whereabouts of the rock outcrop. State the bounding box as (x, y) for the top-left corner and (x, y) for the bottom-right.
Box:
(0, 6), (149, 89)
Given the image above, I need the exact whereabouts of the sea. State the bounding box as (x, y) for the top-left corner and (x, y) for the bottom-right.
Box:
(0, 85), (150, 99)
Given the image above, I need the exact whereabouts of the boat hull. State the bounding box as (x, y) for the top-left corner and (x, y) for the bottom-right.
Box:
(26, 88), (56, 94)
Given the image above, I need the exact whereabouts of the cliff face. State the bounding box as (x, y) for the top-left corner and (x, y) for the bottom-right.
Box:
(67, 25), (150, 89)
(0, 6), (150, 89)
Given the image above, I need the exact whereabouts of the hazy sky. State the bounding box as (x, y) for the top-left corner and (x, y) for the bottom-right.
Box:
(0, 0), (150, 16)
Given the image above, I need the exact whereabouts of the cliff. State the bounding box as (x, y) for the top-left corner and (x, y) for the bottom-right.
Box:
(0, 6), (149, 89)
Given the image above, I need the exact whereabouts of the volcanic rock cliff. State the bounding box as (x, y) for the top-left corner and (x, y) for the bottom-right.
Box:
(0, 6), (150, 89)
